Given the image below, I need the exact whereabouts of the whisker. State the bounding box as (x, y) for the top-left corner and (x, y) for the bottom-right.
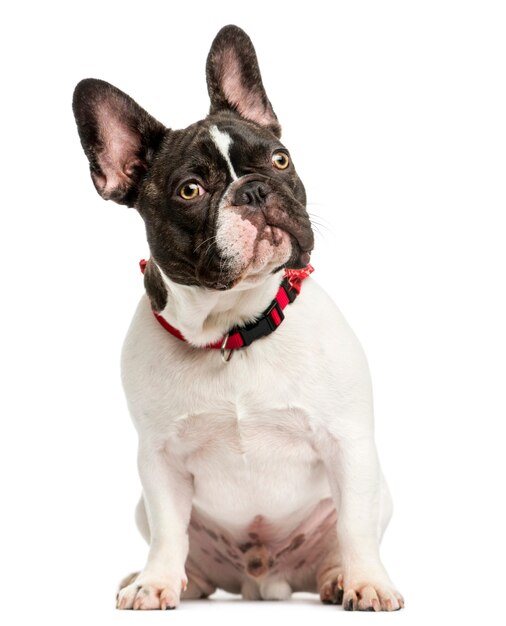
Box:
(194, 235), (218, 254)
(203, 247), (219, 275)
(204, 239), (218, 257)
(307, 210), (332, 227)
(218, 256), (226, 283)
(309, 218), (332, 235)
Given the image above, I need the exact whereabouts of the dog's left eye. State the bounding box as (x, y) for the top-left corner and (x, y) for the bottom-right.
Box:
(272, 150), (290, 170)
(178, 181), (205, 200)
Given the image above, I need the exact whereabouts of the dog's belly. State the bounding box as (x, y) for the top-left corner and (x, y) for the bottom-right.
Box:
(187, 497), (337, 595)
(171, 407), (335, 593)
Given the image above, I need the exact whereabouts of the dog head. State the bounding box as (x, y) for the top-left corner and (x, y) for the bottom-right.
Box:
(73, 25), (314, 303)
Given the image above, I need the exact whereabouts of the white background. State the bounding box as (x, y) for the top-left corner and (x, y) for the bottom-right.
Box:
(1, 1), (505, 624)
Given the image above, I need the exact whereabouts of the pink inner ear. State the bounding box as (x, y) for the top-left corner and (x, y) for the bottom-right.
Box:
(94, 99), (141, 197)
(220, 48), (275, 127)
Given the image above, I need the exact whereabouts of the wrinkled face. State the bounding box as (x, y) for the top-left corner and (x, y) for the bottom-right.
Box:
(73, 25), (314, 293)
(137, 113), (313, 290)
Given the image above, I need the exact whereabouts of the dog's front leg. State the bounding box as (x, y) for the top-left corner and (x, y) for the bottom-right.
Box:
(317, 431), (404, 611)
(116, 440), (192, 610)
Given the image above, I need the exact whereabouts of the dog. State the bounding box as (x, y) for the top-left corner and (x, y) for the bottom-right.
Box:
(72, 25), (403, 611)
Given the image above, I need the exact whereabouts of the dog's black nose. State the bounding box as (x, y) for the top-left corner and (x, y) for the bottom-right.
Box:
(233, 181), (269, 208)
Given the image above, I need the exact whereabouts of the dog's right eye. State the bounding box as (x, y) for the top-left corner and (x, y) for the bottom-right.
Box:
(178, 181), (205, 200)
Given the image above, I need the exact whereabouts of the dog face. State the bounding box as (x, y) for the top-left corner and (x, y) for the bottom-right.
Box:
(73, 26), (314, 294)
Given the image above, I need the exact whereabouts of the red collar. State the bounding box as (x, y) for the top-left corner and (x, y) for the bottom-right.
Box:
(140, 260), (314, 361)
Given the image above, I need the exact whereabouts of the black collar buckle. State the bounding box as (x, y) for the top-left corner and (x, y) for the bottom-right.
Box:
(234, 296), (285, 348)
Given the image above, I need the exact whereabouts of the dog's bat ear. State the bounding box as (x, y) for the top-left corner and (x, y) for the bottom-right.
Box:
(72, 79), (166, 206)
(206, 25), (281, 137)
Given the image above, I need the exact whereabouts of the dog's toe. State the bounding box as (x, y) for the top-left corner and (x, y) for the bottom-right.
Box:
(343, 580), (404, 612)
(116, 572), (186, 610)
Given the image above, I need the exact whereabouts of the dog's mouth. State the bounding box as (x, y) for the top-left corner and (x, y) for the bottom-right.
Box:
(263, 224), (312, 269)
(264, 206), (314, 262)
(265, 224), (285, 246)
(263, 213), (314, 257)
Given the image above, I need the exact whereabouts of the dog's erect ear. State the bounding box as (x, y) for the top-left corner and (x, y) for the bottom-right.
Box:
(206, 25), (281, 137)
(72, 79), (166, 206)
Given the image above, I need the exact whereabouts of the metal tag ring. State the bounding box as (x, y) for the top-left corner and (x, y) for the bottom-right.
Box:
(220, 333), (233, 363)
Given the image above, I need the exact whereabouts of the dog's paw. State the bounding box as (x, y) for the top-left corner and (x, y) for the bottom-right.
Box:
(319, 572), (344, 605)
(116, 571), (187, 610)
(342, 579), (404, 612)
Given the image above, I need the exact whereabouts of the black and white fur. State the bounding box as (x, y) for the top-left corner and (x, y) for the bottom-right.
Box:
(73, 25), (403, 611)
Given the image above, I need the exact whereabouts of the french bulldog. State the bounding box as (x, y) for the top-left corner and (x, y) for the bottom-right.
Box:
(73, 25), (403, 611)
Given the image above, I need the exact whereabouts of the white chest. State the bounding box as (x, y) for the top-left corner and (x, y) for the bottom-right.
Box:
(169, 406), (330, 528)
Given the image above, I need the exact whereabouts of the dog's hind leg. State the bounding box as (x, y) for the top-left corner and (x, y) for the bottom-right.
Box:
(182, 558), (217, 599)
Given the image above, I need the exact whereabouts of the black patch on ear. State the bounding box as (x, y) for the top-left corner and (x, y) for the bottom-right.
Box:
(143, 259), (167, 312)
(72, 78), (166, 206)
(206, 25), (281, 137)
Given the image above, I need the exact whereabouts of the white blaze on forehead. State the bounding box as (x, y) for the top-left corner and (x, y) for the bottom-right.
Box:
(209, 125), (238, 180)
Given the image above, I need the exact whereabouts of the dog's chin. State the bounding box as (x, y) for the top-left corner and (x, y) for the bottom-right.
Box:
(196, 226), (312, 291)
(225, 230), (311, 291)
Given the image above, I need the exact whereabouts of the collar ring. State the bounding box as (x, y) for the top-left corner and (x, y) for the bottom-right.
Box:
(220, 333), (233, 363)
